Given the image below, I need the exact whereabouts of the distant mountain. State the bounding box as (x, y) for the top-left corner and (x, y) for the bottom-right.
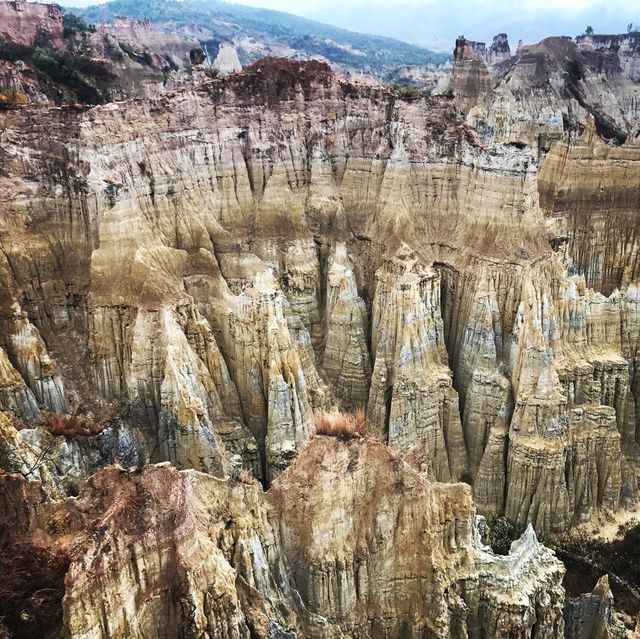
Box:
(71, 0), (449, 73)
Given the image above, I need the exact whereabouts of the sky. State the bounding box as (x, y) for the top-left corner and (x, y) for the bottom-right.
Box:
(61, 0), (640, 51)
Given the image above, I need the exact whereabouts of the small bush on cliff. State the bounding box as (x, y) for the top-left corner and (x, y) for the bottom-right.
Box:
(489, 516), (523, 555)
(41, 412), (104, 438)
(387, 82), (423, 99)
(0, 543), (69, 639)
(315, 409), (366, 439)
(0, 89), (28, 108)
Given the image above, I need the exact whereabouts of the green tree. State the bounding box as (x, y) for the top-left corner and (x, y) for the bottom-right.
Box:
(585, 25), (594, 35)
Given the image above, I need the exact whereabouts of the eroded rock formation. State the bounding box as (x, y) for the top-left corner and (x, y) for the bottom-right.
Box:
(0, 438), (568, 639)
(0, 55), (637, 535)
(0, 23), (638, 635)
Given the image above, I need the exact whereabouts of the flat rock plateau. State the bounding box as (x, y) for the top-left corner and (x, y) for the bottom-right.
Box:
(1, 2), (640, 638)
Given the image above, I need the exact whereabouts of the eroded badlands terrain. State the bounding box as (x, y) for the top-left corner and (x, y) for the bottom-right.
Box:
(1, 11), (640, 638)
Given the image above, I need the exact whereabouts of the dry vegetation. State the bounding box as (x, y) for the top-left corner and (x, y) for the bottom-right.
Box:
(0, 89), (28, 108)
(236, 469), (255, 485)
(314, 409), (366, 439)
(40, 413), (104, 438)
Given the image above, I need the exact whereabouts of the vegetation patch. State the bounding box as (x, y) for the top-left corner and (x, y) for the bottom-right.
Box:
(553, 524), (640, 617)
(62, 13), (95, 39)
(488, 516), (525, 555)
(390, 83), (423, 99)
(315, 409), (366, 439)
(0, 32), (115, 105)
(41, 413), (105, 438)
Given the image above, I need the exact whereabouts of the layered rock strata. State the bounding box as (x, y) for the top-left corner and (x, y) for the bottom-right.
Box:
(0, 57), (637, 538)
(0, 438), (569, 639)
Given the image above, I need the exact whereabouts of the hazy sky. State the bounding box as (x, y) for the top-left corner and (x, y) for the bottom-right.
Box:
(62, 0), (640, 50)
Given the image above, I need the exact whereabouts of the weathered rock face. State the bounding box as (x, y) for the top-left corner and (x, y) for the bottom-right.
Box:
(487, 33), (511, 65)
(0, 463), (316, 639)
(564, 575), (614, 639)
(0, 56), (638, 541)
(269, 437), (565, 639)
(0, 438), (569, 639)
(0, 1), (224, 105)
(539, 118), (640, 295)
(577, 33), (640, 83)
(367, 248), (467, 481)
(1, 42), (638, 635)
(450, 36), (493, 113)
(455, 34), (640, 154)
(0, 1), (64, 48)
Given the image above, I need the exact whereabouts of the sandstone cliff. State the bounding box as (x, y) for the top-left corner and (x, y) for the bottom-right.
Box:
(0, 438), (569, 639)
(0, 8), (637, 629)
(0, 56), (637, 540)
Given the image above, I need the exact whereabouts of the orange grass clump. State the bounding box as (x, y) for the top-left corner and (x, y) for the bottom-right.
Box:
(41, 413), (104, 438)
(314, 409), (366, 439)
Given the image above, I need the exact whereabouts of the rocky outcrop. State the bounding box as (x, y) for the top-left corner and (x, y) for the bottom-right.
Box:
(450, 36), (493, 113)
(0, 1), (231, 105)
(564, 575), (614, 639)
(487, 33), (511, 65)
(367, 248), (467, 481)
(213, 42), (243, 73)
(0, 56), (637, 540)
(0, 463), (318, 639)
(323, 243), (370, 408)
(0, 1), (64, 48)
(269, 436), (565, 639)
(577, 33), (640, 82)
(458, 34), (640, 154)
(540, 117), (640, 294)
(0, 436), (569, 639)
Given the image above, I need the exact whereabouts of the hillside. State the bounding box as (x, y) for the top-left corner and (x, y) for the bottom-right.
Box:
(73, 0), (449, 73)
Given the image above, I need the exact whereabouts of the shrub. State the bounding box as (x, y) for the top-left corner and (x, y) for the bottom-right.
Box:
(204, 67), (220, 79)
(41, 413), (104, 438)
(315, 409), (366, 439)
(488, 516), (523, 555)
(398, 85), (421, 98)
(62, 13), (93, 39)
(0, 89), (28, 108)
(388, 83), (423, 99)
(0, 543), (69, 639)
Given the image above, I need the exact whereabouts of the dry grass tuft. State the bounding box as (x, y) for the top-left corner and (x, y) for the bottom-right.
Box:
(0, 90), (29, 109)
(41, 413), (104, 438)
(314, 409), (366, 439)
(237, 470), (254, 485)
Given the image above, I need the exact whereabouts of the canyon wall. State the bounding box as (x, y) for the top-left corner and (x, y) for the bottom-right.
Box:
(0, 437), (567, 639)
(0, 57), (638, 538)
